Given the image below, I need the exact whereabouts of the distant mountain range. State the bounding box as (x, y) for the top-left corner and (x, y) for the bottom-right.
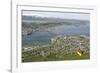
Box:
(22, 15), (90, 36)
(22, 15), (89, 22)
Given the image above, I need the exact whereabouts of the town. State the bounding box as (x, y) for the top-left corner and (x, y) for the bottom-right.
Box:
(22, 35), (90, 62)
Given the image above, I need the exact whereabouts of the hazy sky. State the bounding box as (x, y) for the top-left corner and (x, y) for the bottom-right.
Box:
(22, 10), (90, 20)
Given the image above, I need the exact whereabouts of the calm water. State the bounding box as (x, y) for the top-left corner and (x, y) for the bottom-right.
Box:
(22, 24), (90, 46)
(22, 31), (53, 46)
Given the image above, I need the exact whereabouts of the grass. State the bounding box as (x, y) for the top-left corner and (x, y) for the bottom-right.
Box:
(22, 52), (90, 62)
(63, 53), (90, 60)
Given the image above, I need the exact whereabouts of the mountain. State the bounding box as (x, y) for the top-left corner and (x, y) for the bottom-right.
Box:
(22, 15), (89, 24)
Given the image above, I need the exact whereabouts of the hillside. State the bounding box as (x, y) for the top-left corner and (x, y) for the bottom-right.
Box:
(22, 35), (90, 62)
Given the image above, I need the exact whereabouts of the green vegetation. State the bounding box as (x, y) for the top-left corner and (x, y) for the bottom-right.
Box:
(22, 35), (90, 62)
(22, 52), (89, 62)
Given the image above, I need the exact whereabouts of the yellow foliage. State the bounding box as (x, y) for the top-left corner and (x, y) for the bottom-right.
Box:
(77, 51), (82, 56)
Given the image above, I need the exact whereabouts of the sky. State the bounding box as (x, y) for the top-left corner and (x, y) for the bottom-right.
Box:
(22, 10), (90, 20)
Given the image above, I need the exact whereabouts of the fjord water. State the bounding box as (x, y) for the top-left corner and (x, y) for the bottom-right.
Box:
(22, 23), (90, 47)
